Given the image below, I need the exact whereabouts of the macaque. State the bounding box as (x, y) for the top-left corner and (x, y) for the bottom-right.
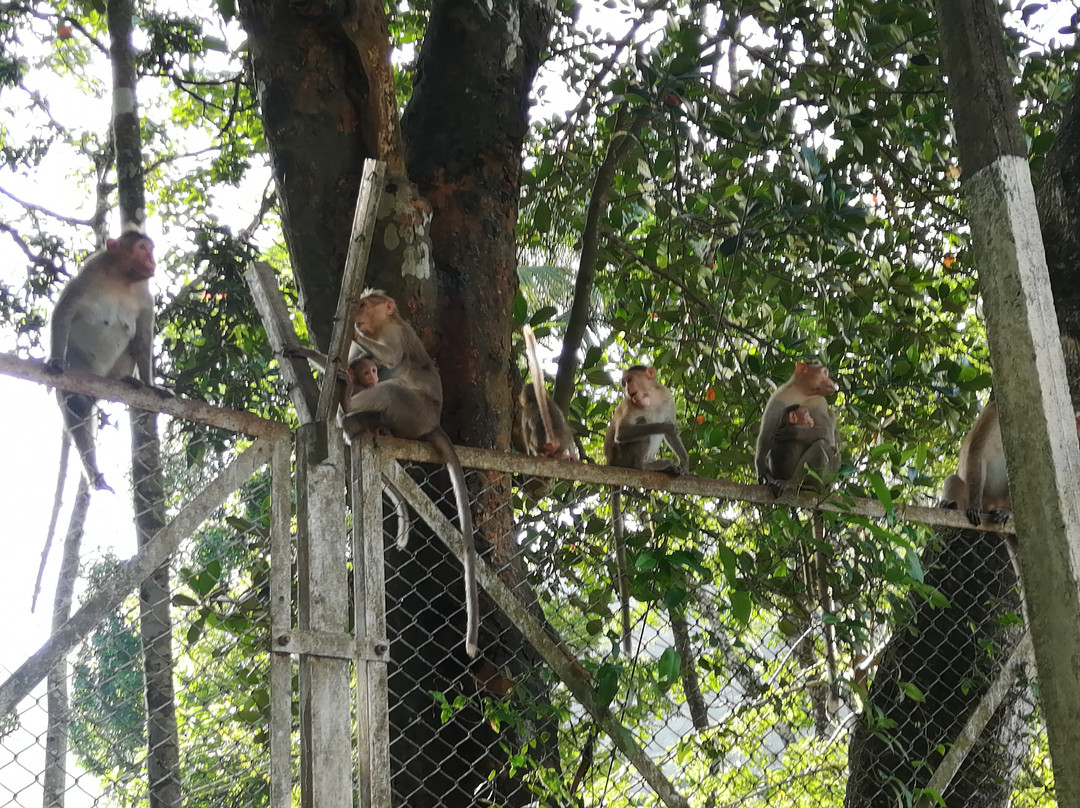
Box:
(603, 365), (690, 474)
(46, 232), (156, 492)
(755, 361), (840, 497)
(603, 365), (690, 655)
(348, 355), (380, 389)
(520, 325), (577, 460)
(755, 361), (841, 716)
(338, 290), (480, 657)
(940, 400), (1010, 526)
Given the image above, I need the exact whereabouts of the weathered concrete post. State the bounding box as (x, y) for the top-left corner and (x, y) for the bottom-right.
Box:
(937, 0), (1080, 800)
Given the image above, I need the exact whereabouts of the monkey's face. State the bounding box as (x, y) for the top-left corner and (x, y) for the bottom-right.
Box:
(350, 359), (379, 388)
(788, 406), (814, 427)
(354, 296), (393, 335)
(118, 237), (156, 279)
(621, 369), (655, 407)
(800, 364), (836, 396)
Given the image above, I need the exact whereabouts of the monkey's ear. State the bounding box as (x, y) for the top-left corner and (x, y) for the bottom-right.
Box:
(646, 367), (657, 379)
(384, 299), (396, 316)
(106, 238), (120, 251)
(795, 361), (808, 374)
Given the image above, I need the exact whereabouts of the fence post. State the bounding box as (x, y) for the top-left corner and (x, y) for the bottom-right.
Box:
(296, 423), (352, 807)
(269, 437), (294, 808)
(352, 435), (392, 808)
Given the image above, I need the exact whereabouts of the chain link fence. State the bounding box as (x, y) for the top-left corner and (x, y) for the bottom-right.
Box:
(381, 444), (1055, 808)
(0, 372), (288, 808)
(0, 405), (1056, 807)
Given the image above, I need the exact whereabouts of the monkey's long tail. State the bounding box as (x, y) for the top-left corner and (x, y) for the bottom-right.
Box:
(611, 487), (633, 657)
(429, 427), (479, 657)
(33, 434), (71, 612)
(523, 325), (555, 448)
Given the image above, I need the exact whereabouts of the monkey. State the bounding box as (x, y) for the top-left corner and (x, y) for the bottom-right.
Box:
(33, 233), (156, 612)
(784, 404), (815, 427)
(46, 231), (157, 492)
(337, 290), (480, 657)
(940, 400), (1010, 526)
(520, 325), (578, 460)
(755, 361), (841, 716)
(603, 365), (690, 656)
(286, 347), (415, 551)
(755, 361), (840, 497)
(347, 355), (380, 390)
(604, 365), (690, 473)
(941, 377), (1080, 528)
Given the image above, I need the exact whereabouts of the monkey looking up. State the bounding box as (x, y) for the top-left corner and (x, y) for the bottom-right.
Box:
(47, 232), (157, 492)
(603, 365), (690, 655)
(338, 290), (480, 658)
(520, 325), (577, 460)
(755, 361), (840, 497)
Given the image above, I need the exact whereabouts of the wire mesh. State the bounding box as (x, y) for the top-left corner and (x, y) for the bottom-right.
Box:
(381, 454), (1055, 808)
(0, 422), (1056, 808)
(0, 417), (286, 808)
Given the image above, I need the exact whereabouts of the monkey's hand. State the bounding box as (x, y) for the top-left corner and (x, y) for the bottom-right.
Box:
(964, 506), (983, 527)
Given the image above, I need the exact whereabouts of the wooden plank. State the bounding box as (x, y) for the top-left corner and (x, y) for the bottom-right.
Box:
(937, 1), (1080, 800)
(316, 160), (387, 423)
(0, 352), (289, 440)
(373, 435), (1013, 535)
(382, 461), (692, 808)
(0, 439), (276, 717)
(246, 261), (320, 423)
(269, 438), (294, 808)
(296, 424), (352, 808)
(273, 629), (388, 662)
(352, 436), (392, 808)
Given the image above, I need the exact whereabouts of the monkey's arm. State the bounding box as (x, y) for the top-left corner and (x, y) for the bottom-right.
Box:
(46, 282), (82, 370)
(286, 346), (330, 372)
(352, 331), (404, 369)
(755, 400), (787, 481)
(614, 421), (689, 470)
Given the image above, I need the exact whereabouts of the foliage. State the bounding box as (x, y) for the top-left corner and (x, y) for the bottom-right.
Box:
(1, 0), (1076, 803)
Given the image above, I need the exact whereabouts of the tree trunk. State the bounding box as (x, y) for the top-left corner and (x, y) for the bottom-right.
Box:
(846, 38), (1080, 808)
(238, 1), (554, 804)
(108, 1), (181, 804)
(42, 478), (90, 808)
(844, 528), (1031, 807)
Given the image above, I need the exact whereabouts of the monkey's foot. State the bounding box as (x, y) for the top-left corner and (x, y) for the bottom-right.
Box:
(987, 508), (1012, 526)
(44, 359), (65, 374)
(964, 507), (983, 527)
(92, 473), (115, 493)
(937, 498), (958, 510)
